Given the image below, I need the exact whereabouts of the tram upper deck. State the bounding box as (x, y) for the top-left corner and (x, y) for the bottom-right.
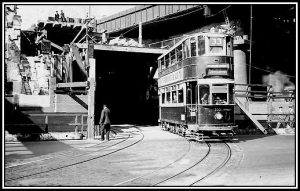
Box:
(157, 31), (234, 86)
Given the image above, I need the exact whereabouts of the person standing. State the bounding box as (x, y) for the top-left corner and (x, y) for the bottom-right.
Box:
(60, 10), (67, 22)
(54, 11), (59, 21)
(99, 104), (111, 141)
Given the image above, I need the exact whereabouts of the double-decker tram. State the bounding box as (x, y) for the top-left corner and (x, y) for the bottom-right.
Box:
(157, 30), (237, 140)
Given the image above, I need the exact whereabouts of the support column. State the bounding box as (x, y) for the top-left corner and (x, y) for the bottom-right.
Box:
(49, 77), (56, 112)
(233, 48), (248, 85)
(87, 58), (96, 139)
(138, 22), (142, 47)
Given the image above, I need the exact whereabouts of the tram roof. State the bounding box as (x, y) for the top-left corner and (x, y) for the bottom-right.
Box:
(157, 31), (229, 60)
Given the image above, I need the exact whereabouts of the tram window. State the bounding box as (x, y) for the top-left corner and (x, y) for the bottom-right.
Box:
(165, 54), (170, 68)
(172, 91), (177, 103)
(190, 37), (196, 57)
(183, 39), (190, 59)
(199, 85), (210, 104)
(162, 92), (165, 104)
(158, 59), (161, 72)
(178, 87), (184, 103)
(161, 58), (165, 70)
(170, 49), (176, 65)
(229, 84), (234, 104)
(176, 45), (183, 62)
(186, 81), (197, 104)
(212, 93), (227, 104)
(198, 35), (205, 55)
(166, 91), (171, 103)
(226, 36), (232, 56)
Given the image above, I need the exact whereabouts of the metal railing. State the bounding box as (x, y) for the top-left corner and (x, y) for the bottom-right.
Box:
(147, 36), (183, 49)
(234, 83), (296, 130)
(5, 113), (88, 134)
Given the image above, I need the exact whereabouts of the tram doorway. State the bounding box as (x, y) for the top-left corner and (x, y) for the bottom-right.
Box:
(94, 50), (160, 125)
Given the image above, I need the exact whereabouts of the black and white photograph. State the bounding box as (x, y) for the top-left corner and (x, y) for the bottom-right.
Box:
(2, 2), (297, 188)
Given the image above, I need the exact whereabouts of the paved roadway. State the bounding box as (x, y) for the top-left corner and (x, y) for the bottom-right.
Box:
(4, 125), (296, 188)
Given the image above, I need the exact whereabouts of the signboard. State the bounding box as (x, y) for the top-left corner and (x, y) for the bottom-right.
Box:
(207, 69), (228, 76)
(158, 68), (184, 87)
(209, 37), (223, 46)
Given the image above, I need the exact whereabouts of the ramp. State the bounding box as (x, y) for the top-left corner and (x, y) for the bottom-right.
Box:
(234, 84), (295, 135)
(235, 97), (268, 134)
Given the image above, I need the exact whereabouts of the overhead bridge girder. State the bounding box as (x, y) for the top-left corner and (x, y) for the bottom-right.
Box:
(56, 81), (88, 88)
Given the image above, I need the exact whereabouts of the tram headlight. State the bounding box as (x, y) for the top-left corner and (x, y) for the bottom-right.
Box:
(214, 112), (223, 120)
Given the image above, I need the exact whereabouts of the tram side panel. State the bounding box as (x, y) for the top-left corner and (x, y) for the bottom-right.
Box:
(160, 106), (186, 125)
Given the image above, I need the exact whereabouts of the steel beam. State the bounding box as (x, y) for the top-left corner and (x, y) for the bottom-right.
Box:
(56, 81), (88, 88)
(76, 43), (166, 54)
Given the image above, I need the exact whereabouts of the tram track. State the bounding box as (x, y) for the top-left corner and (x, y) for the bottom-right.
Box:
(5, 129), (120, 169)
(114, 138), (193, 186)
(5, 127), (144, 183)
(153, 141), (232, 186)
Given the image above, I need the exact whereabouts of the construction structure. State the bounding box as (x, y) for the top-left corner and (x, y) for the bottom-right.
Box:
(4, 4), (296, 140)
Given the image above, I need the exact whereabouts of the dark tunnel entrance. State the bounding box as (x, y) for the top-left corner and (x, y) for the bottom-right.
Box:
(94, 50), (160, 125)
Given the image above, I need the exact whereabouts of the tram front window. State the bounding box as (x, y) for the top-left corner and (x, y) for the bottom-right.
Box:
(199, 85), (210, 104)
(212, 93), (227, 104)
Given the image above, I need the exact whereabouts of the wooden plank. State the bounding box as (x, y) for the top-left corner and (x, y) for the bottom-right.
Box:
(50, 42), (63, 51)
(70, 44), (88, 77)
(87, 58), (96, 139)
(56, 81), (88, 88)
(235, 97), (268, 134)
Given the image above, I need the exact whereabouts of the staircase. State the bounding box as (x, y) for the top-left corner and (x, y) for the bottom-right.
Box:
(234, 84), (295, 135)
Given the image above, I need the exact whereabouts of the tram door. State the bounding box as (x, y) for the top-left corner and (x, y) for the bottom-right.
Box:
(186, 81), (198, 124)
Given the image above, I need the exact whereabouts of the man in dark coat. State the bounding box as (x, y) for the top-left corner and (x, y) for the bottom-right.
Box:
(99, 104), (111, 141)
(54, 11), (59, 21)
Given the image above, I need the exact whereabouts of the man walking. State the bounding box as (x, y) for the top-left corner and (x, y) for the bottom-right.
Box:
(99, 104), (111, 141)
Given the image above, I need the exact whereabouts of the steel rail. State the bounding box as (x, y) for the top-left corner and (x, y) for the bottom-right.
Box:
(190, 141), (232, 186)
(5, 127), (144, 182)
(152, 142), (211, 186)
(114, 138), (192, 186)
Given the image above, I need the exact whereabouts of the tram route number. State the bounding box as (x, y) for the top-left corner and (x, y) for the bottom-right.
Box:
(209, 37), (223, 46)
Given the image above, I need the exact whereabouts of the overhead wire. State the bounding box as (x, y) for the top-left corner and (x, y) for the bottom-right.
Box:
(245, 63), (295, 78)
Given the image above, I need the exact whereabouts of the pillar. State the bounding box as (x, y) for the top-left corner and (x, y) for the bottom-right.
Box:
(87, 58), (96, 139)
(234, 48), (248, 85)
(138, 22), (142, 47)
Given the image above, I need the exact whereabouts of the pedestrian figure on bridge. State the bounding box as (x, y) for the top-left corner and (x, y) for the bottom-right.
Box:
(99, 104), (111, 141)
(55, 11), (59, 21)
(60, 10), (67, 22)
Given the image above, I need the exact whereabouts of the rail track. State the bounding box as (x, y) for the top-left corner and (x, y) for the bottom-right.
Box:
(5, 126), (144, 183)
(5, 126), (241, 187)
